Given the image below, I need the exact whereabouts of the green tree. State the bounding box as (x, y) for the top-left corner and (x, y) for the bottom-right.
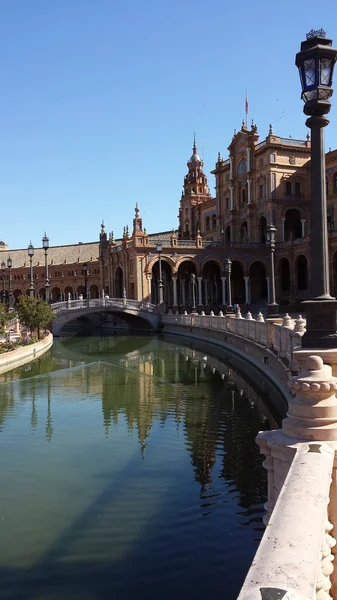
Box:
(17, 296), (55, 339)
(0, 303), (12, 335)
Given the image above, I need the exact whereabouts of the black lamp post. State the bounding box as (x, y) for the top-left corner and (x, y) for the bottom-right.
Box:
(1, 261), (5, 304)
(42, 233), (50, 302)
(266, 224), (279, 318)
(225, 257), (233, 313)
(156, 242), (164, 305)
(296, 29), (337, 347)
(83, 263), (88, 300)
(28, 242), (35, 297)
(191, 272), (197, 313)
(7, 256), (13, 310)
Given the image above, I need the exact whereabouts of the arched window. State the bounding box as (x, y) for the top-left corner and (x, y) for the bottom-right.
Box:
(212, 214), (216, 230)
(205, 216), (210, 231)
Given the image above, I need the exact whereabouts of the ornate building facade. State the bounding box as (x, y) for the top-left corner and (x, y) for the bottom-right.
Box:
(3, 121), (337, 313)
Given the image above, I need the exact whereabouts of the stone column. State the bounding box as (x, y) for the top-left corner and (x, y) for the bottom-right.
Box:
(197, 277), (203, 305)
(181, 278), (186, 305)
(229, 156), (233, 179)
(246, 178), (252, 204)
(172, 276), (178, 307)
(282, 217), (286, 242)
(229, 186), (234, 210)
(221, 277), (227, 306)
(301, 218), (306, 238)
(244, 276), (250, 304)
(147, 275), (152, 304)
(246, 147), (251, 172)
(266, 276), (270, 304)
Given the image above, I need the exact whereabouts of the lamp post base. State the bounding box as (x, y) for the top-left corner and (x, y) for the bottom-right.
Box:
(225, 304), (234, 314)
(267, 303), (279, 319)
(301, 299), (337, 349)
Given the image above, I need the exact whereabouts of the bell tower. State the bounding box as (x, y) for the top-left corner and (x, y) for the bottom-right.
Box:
(179, 136), (212, 239)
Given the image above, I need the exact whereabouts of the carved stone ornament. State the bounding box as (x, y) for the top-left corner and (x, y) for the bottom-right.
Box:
(289, 156), (296, 165)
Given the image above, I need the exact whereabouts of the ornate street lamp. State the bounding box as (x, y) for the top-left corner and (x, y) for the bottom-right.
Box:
(7, 256), (13, 310)
(28, 242), (35, 297)
(1, 261), (5, 304)
(83, 263), (88, 300)
(225, 258), (233, 313)
(191, 272), (197, 313)
(42, 233), (50, 302)
(296, 30), (337, 347)
(266, 224), (279, 318)
(156, 242), (164, 305)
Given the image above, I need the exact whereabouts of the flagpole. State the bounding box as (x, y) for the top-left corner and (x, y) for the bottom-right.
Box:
(245, 91), (248, 128)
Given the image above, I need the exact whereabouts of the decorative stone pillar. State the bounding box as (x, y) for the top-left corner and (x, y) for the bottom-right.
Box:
(221, 276), (227, 306)
(246, 178), (252, 204)
(246, 147), (251, 172)
(181, 278), (186, 305)
(266, 276), (270, 304)
(301, 218), (306, 238)
(197, 277), (203, 306)
(172, 276), (178, 307)
(229, 156), (233, 179)
(244, 276), (250, 304)
(147, 275), (152, 304)
(282, 217), (286, 242)
(229, 186), (234, 210)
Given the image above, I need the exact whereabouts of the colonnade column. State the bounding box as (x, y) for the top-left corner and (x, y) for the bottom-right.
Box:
(282, 218), (286, 242)
(301, 219), (306, 238)
(266, 276), (270, 304)
(147, 275), (152, 304)
(181, 278), (186, 305)
(247, 179), (252, 204)
(244, 276), (250, 304)
(197, 277), (203, 305)
(229, 186), (234, 210)
(221, 276), (227, 306)
(172, 276), (178, 307)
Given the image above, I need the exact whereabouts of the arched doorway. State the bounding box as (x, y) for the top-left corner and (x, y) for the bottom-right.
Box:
(51, 287), (61, 302)
(258, 216), (267, 243)
(249, 262), (267, 304)
(90, 284), (99, 299)
(177, 260), (197, 309)
(285, 209), (302, 240)
(151, 260), (173, 306)
(114, 267), (124, 298)
(202, 261), (222, 307)
(77, 285), (85, 298)
(64, 286), (74, 300)
(39, 287), (46, 299)
(296, 255), (308, 291)
(231, 261), (245, 305)
(279, 258), (291, 291)
(13, 289), (22, 302)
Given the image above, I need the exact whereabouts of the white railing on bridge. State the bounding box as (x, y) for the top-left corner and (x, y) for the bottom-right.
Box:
(162, 311), (305, 372)
(52, 298), (158, 314)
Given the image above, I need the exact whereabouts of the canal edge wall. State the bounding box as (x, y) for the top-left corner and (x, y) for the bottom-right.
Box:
(162, 324), (292, 415)
(0, 332), (53, 375)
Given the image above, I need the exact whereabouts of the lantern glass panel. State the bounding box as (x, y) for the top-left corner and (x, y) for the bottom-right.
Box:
(303, 89), (317, 102)
(320, 57), (332, 85)
(1, 262), (5, 271)
(7, 257), (12, 268)
(304, 57), (316, 88)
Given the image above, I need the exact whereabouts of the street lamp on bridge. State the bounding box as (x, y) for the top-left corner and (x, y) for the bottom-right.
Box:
(28, 242), (35, 297)
(266, 224), (279, 319)
(225, 258), (233, 313)
(83, 263), (88, 300)
(7, 256), (13, 310)
(156, 242), (164, 305)
(296, 29), (337, 347)
(1, 261), (5, 304)
(191, 272), (197, 313)
(42, 233), (50, 302)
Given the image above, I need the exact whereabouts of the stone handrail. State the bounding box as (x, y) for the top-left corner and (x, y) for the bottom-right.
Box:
(237, 441), (335, 599)
(162, 312), (304, 372)
(52, 298), (158, 314)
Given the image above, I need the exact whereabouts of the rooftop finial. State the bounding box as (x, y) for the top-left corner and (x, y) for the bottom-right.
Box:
(269, 123), (274, 135)
(135, 202), (139, 218)
(101, 219), (105, 233)
(193, 132), (197, 154)
(306, 28), (326, 39)
(306, 131), (311, 141)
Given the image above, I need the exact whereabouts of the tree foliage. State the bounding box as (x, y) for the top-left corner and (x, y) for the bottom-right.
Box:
(0, 303), (12, 335)
(17, 296), (55, 339)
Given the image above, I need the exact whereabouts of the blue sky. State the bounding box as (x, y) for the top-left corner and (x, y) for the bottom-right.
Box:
(0, 0), (337, 251)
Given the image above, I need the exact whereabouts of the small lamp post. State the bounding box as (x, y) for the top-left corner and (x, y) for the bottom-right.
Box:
(156, 242), (164, 305)
(7, 256), (13, 310)
(28, 242), (35, 297)
(83, 263), (88, 300)
(191, 273), (197, 313)
(296, 29), (337, 347)
(266, 224), (279, 318)
(42, 233), (50, 302)
(225, 258), (233, 313)
(1, 261), (5, 304)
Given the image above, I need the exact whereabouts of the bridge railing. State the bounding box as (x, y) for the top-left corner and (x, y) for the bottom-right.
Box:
(52, 298), (158, 314)
(162, 311), (305, 372)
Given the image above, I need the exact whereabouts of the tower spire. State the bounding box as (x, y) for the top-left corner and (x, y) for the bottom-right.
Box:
(193, 133), (197, 155)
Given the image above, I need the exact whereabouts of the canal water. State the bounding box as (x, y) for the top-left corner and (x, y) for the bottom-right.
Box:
(0, 335), (276, 600)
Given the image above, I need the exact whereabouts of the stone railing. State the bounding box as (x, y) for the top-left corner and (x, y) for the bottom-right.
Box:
(52, 298), (158, 314)
(238, 355), (337, 599)
(162, 310), (305, 373)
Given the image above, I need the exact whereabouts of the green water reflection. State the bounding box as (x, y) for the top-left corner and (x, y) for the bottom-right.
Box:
(0, 336), (273, 600)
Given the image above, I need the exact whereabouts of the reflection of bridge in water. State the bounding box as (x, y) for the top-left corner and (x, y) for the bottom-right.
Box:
(51, 298), (159, 336)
